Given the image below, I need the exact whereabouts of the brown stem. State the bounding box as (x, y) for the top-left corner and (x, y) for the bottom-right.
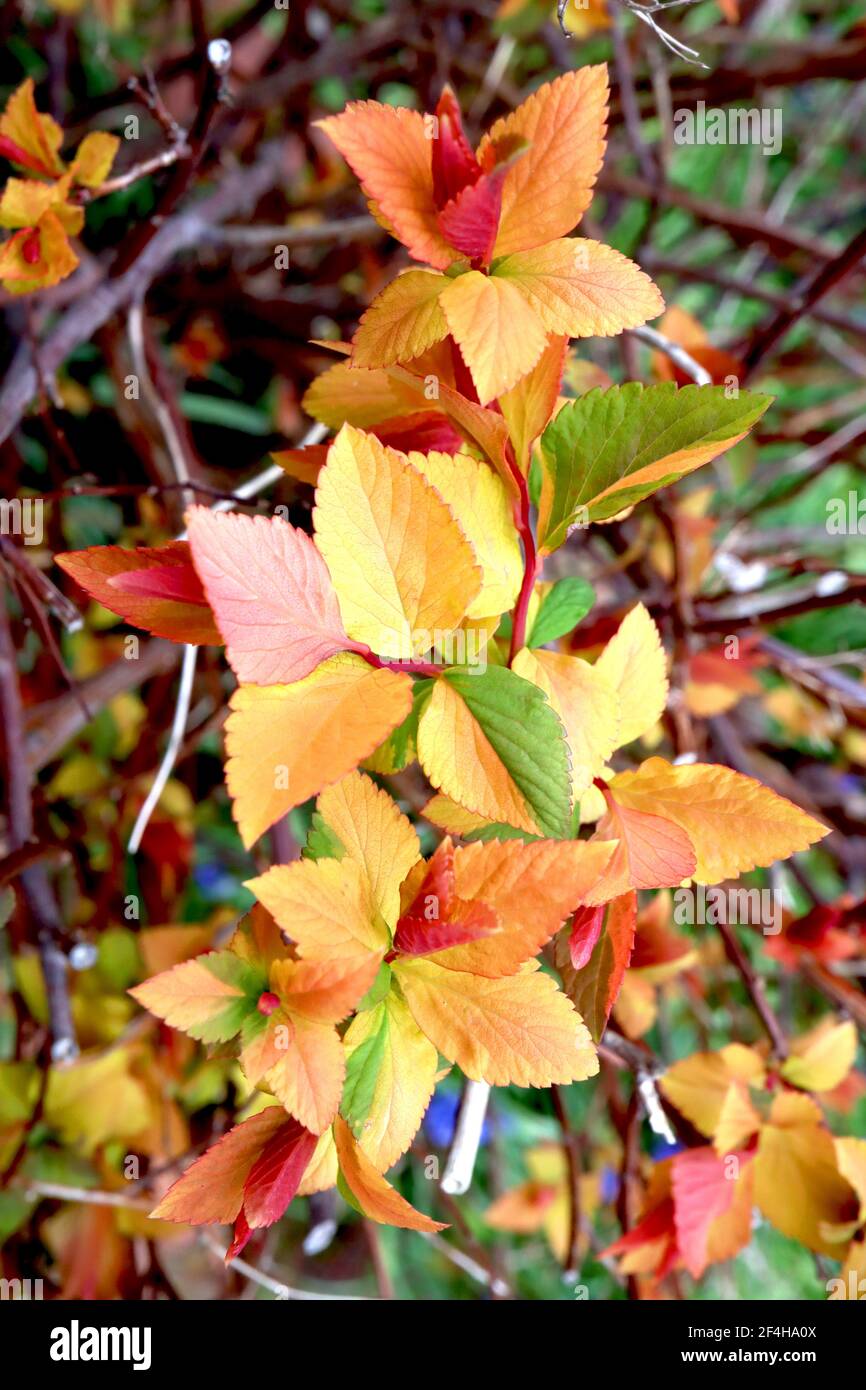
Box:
(715, 918), (788, 1060)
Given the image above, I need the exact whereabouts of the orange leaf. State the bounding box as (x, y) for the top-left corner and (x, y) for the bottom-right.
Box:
(317, 104), (454, 269)
(225, 653), (412, 847)
(333, 1114), (447, 1232)
(495, 238), (664, 340)
(439, 269), (549, 403)
(394, 957), (598, 1085)
(477, 67), (609, 258)
(0, 79), (65, 179)
(606, 758), (830, 885)
(587, 789), (696, 902)
(56, 540), (220, 644)
(434, 836), (618, 976)
(352, 269), (448, 367)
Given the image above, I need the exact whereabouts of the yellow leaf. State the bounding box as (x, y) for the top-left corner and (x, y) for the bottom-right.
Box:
(834, 1137), (866, 1219)
(499, 335), (569, 473)
(407, 450), (522, 619)
(225, 653), (412, 848)
(352, 269), (448, 367)
(0, 79), (65, 179)
(333, 1114), (447, 1231)
(316, 771), (421, 926)
(780, 1020), (857, 1093)
(439, 269), (549, 403)
(755, 1115), (858, 1256)
(342, 991), (439, 1170)
(71, 131), (119, 187)
(302, 359), (431, 431)
(607, 757), (829, 884)
(298, 1127), (338, 1196)
(512, 647), (619, 798)
(476, 66), (609, 258)
(595, 603), (668, 746)
(661, 1050), (751, 1140)
(713, 1082), (762, 1157)
(45, 1050), (151, 1155)
(495, 239), (664, 339)
(313, 426), (481, 656)
(247, 856), (389, 964)
(394, 957), (598, 1086)
(421, 794), (493, 837)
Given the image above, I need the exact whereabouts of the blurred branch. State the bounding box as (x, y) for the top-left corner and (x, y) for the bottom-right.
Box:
(0, 143), (288, 446)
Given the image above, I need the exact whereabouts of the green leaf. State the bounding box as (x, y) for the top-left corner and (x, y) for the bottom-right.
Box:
(443, 666), (572, 838)
(357, 962), (393, 1012)
(364, 678), (433, 774)
(193, 951), (267, 1042)
(527, 576), (595, 647)
(537, 383), (772, 551)
(341, 1001), (390, 1136)
(303, 811), (347, 863)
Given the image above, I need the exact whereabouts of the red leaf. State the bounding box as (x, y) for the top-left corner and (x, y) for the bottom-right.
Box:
(568, 903), (606, 970)
(438, 169), (506, 266)
(394, 840), (499, 956)
(431, 87), (481, 209)
(56, 541), (221, 645)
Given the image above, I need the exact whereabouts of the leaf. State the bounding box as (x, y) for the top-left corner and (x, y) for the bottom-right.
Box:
(70, 131), (119, 188)
(434, 837), (617, 976)
(537, 383), (772, 548)
(556, 891), (637, 1040)
(333, 1114), (447, 1231)
(342, 991), (439, 1170)
(352, 269), (448, 367)
(185, 507), (359, 684)
(129, 951), (264, 1043)
(499, 334), (569, 473)
(317, 104), (454, 269)
(595, 603), (668, 746)
(264, 1010), (346, 1136)
(834, 1137), (866, 1219)
(755, 1109), (859, 1256)
(151, 1106), (317, 1258)
(780, 1020), (857, 1093)
(407, 449), (523, 619)
(587, 791), (696, 901)
(314, 771), (421, 925)
(313, 426), (481, 656)
(225, 653), (412, 848)
(0, 80), (65, 179)
(437, 165), (509, 266)
(495, 239), (663, 345)
(439, 269), (549, 403)
(302, 359), (434, 431)
(660, 1047), (764, 1140)
(606, 757), (829, 885)
(240, 1114), (320, 1233)
(671, 1148), (754, 1279)
(0, 209), (78, 293)
(512, 648), (619, 800)
(248, 856), (388, 965)
(566, 904), (606, 971)
(394, 957), (598, 1086)
(394, 841), (501, 957)
(526, 576), (595, 647)
(476, 66), (609, 258)
(416, 665), (572, 837)
(56, 541), (221, 644)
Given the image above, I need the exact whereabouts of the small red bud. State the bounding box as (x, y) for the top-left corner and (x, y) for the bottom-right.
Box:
(257, 990), (280, 1016)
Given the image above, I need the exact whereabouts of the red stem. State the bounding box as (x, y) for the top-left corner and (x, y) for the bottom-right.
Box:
(508, 463), (540, 664)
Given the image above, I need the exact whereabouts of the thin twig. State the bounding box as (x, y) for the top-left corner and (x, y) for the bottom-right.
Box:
(440, 1080), (491, 1196)
(628, 324), (713, 385)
